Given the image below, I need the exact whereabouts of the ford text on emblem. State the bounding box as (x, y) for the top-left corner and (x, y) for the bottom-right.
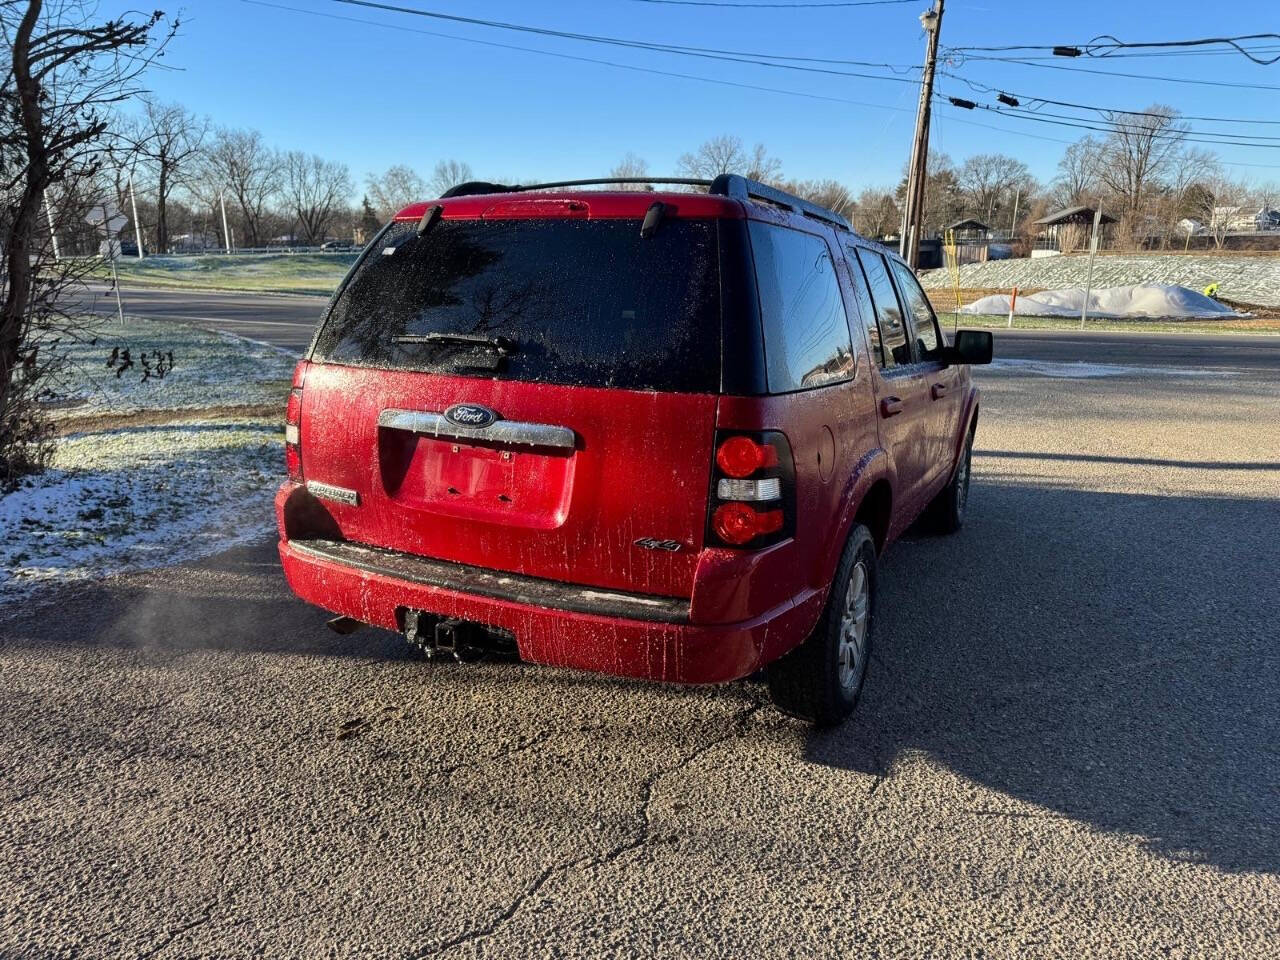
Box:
(443, 403), (498, 428)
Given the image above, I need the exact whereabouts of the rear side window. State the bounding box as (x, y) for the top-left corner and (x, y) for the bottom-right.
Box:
(749, 222), (854, 393)
(855, 249), (911, 368)
(312, 218), (721, 392)
(890, 260), (942, 358)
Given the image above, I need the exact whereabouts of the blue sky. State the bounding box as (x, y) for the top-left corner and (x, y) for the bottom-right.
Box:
(126, 0), (1278, 192)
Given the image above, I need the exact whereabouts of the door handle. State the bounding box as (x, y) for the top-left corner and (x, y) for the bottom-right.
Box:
(931, 383), (950, 400)
(880, 396), (903, 418)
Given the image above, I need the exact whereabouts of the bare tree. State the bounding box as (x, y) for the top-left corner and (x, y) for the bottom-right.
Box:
(1095, 106), (1189, 225)
(677, 135), (782, 184)
(1051, 137), (1102, 209)
(366, 164), (427, 219)
(125, 99), (207, 253)
(283, 152), (353, 245)
(197, 128), (282, 247)
(745, 142), (783, 184)
(429, 159), (472, 197)
(955, 153), (1031, 223)
(1156, 148), (1218, 248)
(782, 179), (855, 220)
(609, 152), (650, 189)
(1, 0), (173, 483)
(1191, 171), (1250, 249)
(851, 188), (900, 238)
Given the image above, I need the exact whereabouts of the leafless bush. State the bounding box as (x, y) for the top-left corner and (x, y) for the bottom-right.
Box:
(0, 0), (175, 489)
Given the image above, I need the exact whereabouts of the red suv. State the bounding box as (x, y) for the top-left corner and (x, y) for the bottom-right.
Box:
(277, 175), (991, 725)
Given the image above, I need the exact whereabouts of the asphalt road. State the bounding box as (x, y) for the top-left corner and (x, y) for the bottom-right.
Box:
(78, 282), (1280, 368)
(3, 288), (1278, 957)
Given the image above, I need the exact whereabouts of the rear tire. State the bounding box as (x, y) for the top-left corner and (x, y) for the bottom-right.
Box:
(766, 524), (876, 727)
(929, 427), (973, 535)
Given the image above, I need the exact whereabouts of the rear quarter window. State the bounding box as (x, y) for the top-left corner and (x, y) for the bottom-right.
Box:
(311, 217), (721, 392)
(748, 221), (854, 393)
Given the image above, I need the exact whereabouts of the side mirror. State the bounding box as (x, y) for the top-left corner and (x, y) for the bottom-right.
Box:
(940, 329), (993, 365)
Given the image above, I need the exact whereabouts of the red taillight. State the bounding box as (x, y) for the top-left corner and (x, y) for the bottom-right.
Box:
(715, 435), (778, 478)
(285, 386), (304, 482)
(712, 502), (784, 546)
(706, 431), (794, 549)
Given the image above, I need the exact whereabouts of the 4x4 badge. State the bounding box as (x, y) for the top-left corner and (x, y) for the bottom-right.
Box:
(444, 403), (498, 428)
(634, 537), (682, 552)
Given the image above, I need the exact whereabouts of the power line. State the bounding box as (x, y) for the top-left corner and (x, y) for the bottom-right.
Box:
(937, 96), (1280, 150)
(950, 33), (1280, 65)
(939, 71), (1280, 127)
(942, 53), (1280, 91)
(927, 108), (1280, 168)
(325, 0), (920, 83)
(955, 46), (1280, 62)
(997, 106), (1280, 144)
(626, 0), (916, 6)
(248, 1), (917, 113)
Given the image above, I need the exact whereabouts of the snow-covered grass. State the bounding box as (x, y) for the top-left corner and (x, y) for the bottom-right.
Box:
(49, 315), (295, 415)
(1, 423), (280, 603)
(921, 253), (1280, 307)
(105, 253), (354, 296)
(1, 316), (292, 605)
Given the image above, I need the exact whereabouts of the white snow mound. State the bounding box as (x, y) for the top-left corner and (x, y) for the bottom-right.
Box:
(959, 284), (1246, 319)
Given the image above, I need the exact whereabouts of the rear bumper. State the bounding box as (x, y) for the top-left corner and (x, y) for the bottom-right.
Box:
(277, 536), (819, 685)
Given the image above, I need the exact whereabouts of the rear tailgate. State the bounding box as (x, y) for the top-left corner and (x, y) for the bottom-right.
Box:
(299, 368), (715, 597)
(297, 211), (725, 598)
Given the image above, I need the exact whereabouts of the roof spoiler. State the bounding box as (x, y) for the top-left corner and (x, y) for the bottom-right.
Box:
(438, 175), (850, 231)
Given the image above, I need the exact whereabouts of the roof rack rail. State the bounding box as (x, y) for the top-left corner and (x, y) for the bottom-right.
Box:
(708, 174), (850, 231)
(438, 175), (851, 230)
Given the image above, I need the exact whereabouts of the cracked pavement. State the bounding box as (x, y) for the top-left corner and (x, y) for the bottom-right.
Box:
(2, 335), (1279, 958)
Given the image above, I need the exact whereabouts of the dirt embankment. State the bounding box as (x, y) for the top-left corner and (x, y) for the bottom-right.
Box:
(53, 403), (282, 437)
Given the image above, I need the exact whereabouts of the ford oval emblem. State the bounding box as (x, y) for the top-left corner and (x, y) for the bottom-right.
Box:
(444, 403), (498, 429)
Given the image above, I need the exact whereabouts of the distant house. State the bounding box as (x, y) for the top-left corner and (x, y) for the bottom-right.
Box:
(1034, 206), (1117, 252)
(1209, 206), (1280, 233)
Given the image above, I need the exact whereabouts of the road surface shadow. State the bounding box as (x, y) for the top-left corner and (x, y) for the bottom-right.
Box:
(806, 480), (1280, 875)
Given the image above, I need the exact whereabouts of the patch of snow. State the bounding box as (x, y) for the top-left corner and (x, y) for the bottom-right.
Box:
(0, 422), (281, 604)
(44, 316), (295, 416)
(960, 284), (1244, 320)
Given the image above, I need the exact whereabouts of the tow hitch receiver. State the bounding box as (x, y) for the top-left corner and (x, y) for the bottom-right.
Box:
(403, 609), (488, 662)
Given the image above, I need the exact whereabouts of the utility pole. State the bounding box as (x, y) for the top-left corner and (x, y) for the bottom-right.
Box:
(127, 172), (144, 259)
(219, 189), (232, 253)
(899, 0), (944, 269)
(43, 191), (60, 262)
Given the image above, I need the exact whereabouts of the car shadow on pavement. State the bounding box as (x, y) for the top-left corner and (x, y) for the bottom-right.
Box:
(805, 479), (1280, 875)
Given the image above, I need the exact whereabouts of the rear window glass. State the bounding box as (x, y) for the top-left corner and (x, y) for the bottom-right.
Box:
(749, 222), (854, 393)
(312, 217), (721, 392)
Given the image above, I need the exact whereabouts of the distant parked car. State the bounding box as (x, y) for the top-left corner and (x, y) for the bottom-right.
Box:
(277, 175), (993, 726)
(119, 240), (144, 257)
(320, 240), (355, 251)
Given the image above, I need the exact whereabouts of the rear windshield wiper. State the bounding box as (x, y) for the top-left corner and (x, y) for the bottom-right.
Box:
(394, 332), (518, 356)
